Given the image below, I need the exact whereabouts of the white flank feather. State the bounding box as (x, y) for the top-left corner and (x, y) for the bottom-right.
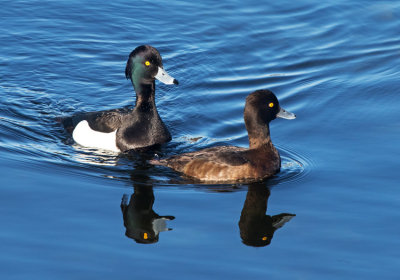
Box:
(72, 120), (120, 152)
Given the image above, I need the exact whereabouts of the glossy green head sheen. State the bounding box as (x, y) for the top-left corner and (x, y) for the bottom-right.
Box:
(130, 56), (146, 91)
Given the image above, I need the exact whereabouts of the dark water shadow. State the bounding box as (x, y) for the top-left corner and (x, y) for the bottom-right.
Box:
(120, 160), (296, 247)
(120, 167), (175, 244)
(239, 182), (295, 247)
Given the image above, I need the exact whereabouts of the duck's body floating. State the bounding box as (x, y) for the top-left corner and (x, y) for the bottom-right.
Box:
(150, 90), (295, 183)
(61, 45), (178, 152)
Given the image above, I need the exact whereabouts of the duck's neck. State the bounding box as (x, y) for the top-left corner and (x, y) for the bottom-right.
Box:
(133, 81), (157, 112)
(247, 124), (273, 150)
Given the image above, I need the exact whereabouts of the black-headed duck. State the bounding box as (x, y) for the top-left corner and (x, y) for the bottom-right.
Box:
(150, 90), (295, 182)
(61, 45), (178, 152)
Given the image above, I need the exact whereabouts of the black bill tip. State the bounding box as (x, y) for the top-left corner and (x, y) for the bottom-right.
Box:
(173, 79), (179, 85)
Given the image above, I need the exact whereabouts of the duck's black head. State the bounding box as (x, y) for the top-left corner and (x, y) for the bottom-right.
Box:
(244, 89), (296, 130)
(125, 45), (178, 90)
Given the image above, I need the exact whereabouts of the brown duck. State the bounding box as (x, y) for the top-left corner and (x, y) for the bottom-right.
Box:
(150, 89), (296, 183)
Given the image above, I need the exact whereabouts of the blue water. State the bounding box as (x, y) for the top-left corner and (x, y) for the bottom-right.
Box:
(1, 0), (400, 279)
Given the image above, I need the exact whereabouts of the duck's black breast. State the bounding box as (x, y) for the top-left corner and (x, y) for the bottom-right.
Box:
(115, 108), (171, 151)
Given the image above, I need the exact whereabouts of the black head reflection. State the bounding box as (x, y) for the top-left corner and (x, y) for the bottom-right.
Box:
(120, 169), (174, 244)
(239, 183), (295, 247)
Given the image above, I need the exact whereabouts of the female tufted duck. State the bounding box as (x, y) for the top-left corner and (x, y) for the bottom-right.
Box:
(150, 90), (295, 182)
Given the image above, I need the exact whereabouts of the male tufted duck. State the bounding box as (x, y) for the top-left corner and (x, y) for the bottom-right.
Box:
(61, 45), (178, 152)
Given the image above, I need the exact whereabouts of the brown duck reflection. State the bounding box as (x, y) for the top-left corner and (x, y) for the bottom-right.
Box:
(120, 184), (175, 244)
(239, 183), (295, 247)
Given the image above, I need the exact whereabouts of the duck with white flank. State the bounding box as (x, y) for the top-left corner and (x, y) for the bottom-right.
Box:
(61, 45), (178, 152)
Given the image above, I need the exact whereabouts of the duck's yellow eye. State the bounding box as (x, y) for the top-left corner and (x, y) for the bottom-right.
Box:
(143, 232), (148, 239)
(262, 236), (268, 241)
(145, 61), (150, 66)
(268, 102), (274, 108)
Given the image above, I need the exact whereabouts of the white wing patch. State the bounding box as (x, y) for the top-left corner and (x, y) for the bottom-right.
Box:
(72, 120), (120, 152)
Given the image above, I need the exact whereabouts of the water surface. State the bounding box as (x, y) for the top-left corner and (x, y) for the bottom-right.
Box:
(1, 1), (400, 279)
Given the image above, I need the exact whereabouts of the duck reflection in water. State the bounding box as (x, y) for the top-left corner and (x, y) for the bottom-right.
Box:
(239, 183), (295, 247)
(121, 183), (175, 244)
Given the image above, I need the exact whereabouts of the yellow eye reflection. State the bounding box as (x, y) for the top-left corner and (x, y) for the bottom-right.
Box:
(145, 61), (151, 66)
(262, 236), (268, 241)
(143, 232), (148, 239)
(268, 102), (274, 108)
